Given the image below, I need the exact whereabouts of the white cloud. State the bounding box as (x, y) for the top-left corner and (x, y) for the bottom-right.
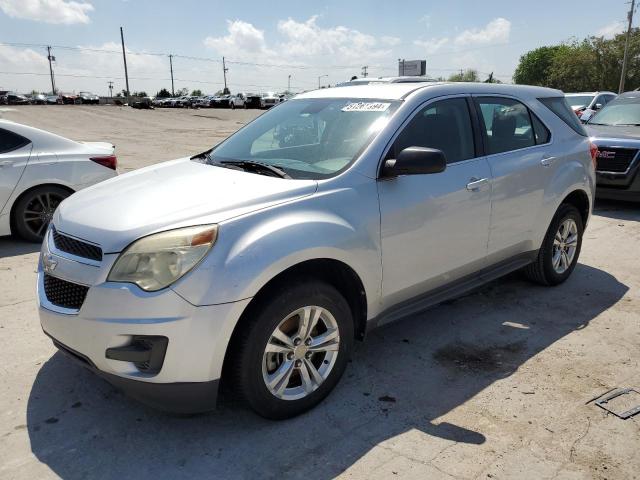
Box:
(204, 20), (275, 60)
(597, 21), (625, 39)
(381, 36), (401, 46)
(0, 0), (94, 24)
(454, 18), (511, 46)
(414, 37), (449, 55)
(276, 16), (390, 60)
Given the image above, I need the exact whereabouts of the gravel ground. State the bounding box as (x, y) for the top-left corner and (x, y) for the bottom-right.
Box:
(0, 105), (638, 480)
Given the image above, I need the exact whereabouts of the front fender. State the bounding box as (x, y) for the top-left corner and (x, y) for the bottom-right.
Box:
(173, 181), (383, 315)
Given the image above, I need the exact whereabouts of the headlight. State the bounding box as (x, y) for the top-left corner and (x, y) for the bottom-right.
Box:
(108, 225), (218, 292)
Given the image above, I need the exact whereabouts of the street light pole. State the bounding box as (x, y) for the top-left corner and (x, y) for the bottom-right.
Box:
(318, 74), (328, 88)
(619, 0), (636, 93)
(169, 54), (175, 96)
(288, 74), (291, 92)
(46, 46), (56, 94)
(222, 56), (229, 94)
(120, 26), (130, 102)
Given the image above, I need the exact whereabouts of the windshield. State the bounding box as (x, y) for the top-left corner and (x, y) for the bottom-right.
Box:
(210, 98), (399, 179)
(588, 96), (640, 126)
(565, 95), (594, 108)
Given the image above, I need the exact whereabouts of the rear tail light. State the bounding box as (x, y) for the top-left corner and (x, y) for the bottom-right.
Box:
(589, 142), (598, 169)
(90, 154), (117, 170)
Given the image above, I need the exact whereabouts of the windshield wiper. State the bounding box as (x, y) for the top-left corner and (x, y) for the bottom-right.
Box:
(220, 160), (291, 179)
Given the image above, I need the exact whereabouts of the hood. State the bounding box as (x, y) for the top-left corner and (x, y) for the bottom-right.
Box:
(586, 124), (640, 142)
(55, 158), (317, 252)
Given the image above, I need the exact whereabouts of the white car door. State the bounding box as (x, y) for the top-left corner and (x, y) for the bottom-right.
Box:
(378, 96), (492, 311)
(0, 127), (32, 213)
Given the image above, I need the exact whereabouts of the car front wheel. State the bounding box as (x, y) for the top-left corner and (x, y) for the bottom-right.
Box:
(229, 280), (354, 419)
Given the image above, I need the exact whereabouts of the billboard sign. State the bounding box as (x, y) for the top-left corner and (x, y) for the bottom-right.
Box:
(398, 59), (426, 76)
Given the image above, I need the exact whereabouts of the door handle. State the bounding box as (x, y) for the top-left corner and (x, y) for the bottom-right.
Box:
(466, 177), (489, 191)
(0, 160), (12, 167)
(541, 156), (556, 167)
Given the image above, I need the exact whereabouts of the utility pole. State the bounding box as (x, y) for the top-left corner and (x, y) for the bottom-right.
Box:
(288, 74), (291, 92)
(362, 65), (368, 78)
(120, 27), (130, 101)
(46, 46), (56, 94)
(169, 54), (175, 96)
(619, 0), (636, 93)
(108, 81), (114, 97)
(318, 74), (328, 88)
(222, 56), (228, 94)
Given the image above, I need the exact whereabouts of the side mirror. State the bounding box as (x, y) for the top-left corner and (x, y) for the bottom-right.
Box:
(382, 147), (447, 177)
(594, 103), (603, 110)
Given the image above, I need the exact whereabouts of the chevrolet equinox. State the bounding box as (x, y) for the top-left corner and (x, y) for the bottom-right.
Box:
(38, 83), (596, 419)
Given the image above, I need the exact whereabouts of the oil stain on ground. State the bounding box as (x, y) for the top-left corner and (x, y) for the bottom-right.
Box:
(433, 341), (527, 374)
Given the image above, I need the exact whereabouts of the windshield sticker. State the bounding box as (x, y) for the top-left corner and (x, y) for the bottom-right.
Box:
(342, 102), (390, 112)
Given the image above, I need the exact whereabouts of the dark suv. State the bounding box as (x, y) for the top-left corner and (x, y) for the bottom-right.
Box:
(586, 92), (640, 201)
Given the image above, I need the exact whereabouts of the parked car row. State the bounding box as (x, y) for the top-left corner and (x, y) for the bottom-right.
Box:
(0, 91), (101, 105)
(152, 92), (288, 109)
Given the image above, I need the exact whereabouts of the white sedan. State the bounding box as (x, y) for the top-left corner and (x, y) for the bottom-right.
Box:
(0, 120), (118, 242)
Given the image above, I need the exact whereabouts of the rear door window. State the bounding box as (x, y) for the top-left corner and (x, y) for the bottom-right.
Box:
(475, 97), (535, 154)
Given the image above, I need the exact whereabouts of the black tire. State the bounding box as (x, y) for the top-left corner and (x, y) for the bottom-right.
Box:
(229, 279), (354, 419)
(230, 102), (235, 110)
(524, 204), (583, 286)
(12, 185), (70, 242)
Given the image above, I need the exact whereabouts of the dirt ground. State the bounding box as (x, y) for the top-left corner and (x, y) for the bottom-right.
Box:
(0, 105), (638, 480)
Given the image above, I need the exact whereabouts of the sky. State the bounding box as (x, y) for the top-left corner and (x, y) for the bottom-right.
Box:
(0, 0), (631, 96)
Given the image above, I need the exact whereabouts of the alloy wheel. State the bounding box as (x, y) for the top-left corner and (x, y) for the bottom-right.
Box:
(22, 191), (64, 239)
(552, 218), (578, 274)
(262, 306), (340, 401)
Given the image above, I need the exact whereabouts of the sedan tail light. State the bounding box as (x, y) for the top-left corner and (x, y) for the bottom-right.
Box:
(90, 155), (117, 170)
(589, 143), (598, 169)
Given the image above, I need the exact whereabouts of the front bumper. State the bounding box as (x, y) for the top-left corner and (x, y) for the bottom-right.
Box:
(597, 169), (640, 202)
(37, 228), (251, 412)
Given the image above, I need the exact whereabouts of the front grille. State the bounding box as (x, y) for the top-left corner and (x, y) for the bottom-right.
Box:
(43, 274), (89, 310)
(596, 147), (638, 173)
(52, 227), (102, 261)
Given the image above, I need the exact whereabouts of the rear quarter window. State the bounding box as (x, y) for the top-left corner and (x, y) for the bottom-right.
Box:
(0, 128), (31, 154)
(538, 97), (587, 137)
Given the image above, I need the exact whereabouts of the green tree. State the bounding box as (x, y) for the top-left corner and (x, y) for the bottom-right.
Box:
(513, 45), (567, 86)
(156, 88), (171, 98)
(513, 28), (640, 91)
(132, 91), (148, 97)
(447, 69), (480, 82)
(191, 89), (203, 96)
(546, 40), (599, 92)
(174, 87), (188, 97)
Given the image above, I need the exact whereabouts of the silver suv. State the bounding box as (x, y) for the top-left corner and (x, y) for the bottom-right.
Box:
(38, 83), (596, 419)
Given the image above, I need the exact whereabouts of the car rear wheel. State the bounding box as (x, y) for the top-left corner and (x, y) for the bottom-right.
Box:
(524, 203), (583, 286)
(12, 186), (70, 242)
(229, 280), (354, 419)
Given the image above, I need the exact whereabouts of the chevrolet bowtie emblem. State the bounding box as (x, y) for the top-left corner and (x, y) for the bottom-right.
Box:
(43, 254), (58, 273)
